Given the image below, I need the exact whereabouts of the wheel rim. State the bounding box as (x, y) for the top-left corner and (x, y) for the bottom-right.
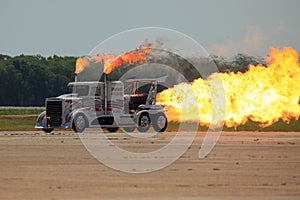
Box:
(157, 115), (166, 129)
(76, 115), (85, 130)
(140, 115), (150, 127)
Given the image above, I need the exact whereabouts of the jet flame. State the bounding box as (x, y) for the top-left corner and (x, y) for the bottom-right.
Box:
(75, 57), (90, 74)
(104, 43), (152, 74)
(75, 43), (152, 75)
(156, 46), (300, 128)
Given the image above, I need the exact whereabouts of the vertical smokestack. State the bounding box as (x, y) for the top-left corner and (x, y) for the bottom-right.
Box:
(104, 74), (107, 115)
(74, 73), (78, 82)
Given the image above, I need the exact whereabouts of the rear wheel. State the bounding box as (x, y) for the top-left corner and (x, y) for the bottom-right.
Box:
(42, 128), (54, 133)
(106, 127), (119, 133)
(72, 114), (87, 133)
(152, 113), (168, 132)
(137, 113), (151, 132)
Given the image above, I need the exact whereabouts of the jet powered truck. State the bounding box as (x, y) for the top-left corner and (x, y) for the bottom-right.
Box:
(35, 74), (168, 133)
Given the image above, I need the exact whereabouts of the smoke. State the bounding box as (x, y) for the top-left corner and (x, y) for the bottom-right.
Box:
(243, 25), (265, 54)
(207, 38), (239, 58)
(207, 25), (267, 58)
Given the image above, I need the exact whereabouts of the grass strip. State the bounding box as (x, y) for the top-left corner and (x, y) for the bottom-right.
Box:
(0, 116), (37, 131)
(0, 114), (299, 132)
(0, 109), (44, 115)
(166, 119), (300, 132)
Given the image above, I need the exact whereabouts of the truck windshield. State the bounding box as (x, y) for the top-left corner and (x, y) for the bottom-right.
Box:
(67, 85), (89, 96)
(124, 82), (152, 95)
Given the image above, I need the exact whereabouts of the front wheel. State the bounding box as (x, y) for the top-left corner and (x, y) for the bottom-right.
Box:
(137, 113), (151, 132)
(42, 128), (54, 133)
(152, 113), (168, 132)
(72, 114), (87, 133)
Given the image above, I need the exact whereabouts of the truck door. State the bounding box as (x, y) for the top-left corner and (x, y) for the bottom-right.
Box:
(94, 84), (104, 112)
(146, 82), (158, 105)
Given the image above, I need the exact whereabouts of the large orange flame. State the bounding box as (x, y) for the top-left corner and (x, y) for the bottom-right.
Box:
(104, 52), (147, 74)
(75, 57), (90, 74)
(75, 54), (116, 74)
(156, 46), (300, 128)
(75, 43), (151, 75)
(104, 43), (152, 74)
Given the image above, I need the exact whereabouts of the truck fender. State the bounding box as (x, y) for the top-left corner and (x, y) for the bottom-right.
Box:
(136, 110), (150, 118)
(137, 109), (165, 117)
(70, 108), (90, 127)
(35, 110), (47, 128)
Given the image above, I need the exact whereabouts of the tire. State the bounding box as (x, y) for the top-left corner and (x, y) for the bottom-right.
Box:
(137, 113), (151, 132)
(106, 127), (119, 133)
(152, 113), (168, 132)
(123, 127), (135, 132)
(42, 128), (54, 133)
(72, 114), (87, 133)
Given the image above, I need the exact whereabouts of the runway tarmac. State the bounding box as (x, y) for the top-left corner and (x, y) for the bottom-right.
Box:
(0, 130), (299, 200)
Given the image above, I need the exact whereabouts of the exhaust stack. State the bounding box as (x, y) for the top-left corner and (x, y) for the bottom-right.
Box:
(74, 73), (78, 82)
(104, 74), (108, 115)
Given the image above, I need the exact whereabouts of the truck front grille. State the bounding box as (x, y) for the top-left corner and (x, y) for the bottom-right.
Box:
(46, 99), (62, 127)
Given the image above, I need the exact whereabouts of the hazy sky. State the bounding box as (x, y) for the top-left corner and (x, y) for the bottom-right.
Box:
(0, 0), (299, 57)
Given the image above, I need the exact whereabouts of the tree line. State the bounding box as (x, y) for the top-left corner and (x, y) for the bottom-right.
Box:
(0, 53), (264, 106)
(0, 54), (75, 106)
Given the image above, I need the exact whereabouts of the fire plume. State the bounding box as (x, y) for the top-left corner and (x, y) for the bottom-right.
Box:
(75, 43), (152, 75)
(75, 57), (90, 74)
(156, 46), (300, 128)
(104, 52), (147, 74)
(104, 43), (152, 74)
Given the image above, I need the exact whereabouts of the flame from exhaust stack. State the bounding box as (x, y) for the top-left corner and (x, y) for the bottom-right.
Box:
(156, 46), (300, 128)
(104, 43), (152, 74)
(75, 43), (152, 75)
(75, 54), (116, 74)
(75, 57), (90, 74)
